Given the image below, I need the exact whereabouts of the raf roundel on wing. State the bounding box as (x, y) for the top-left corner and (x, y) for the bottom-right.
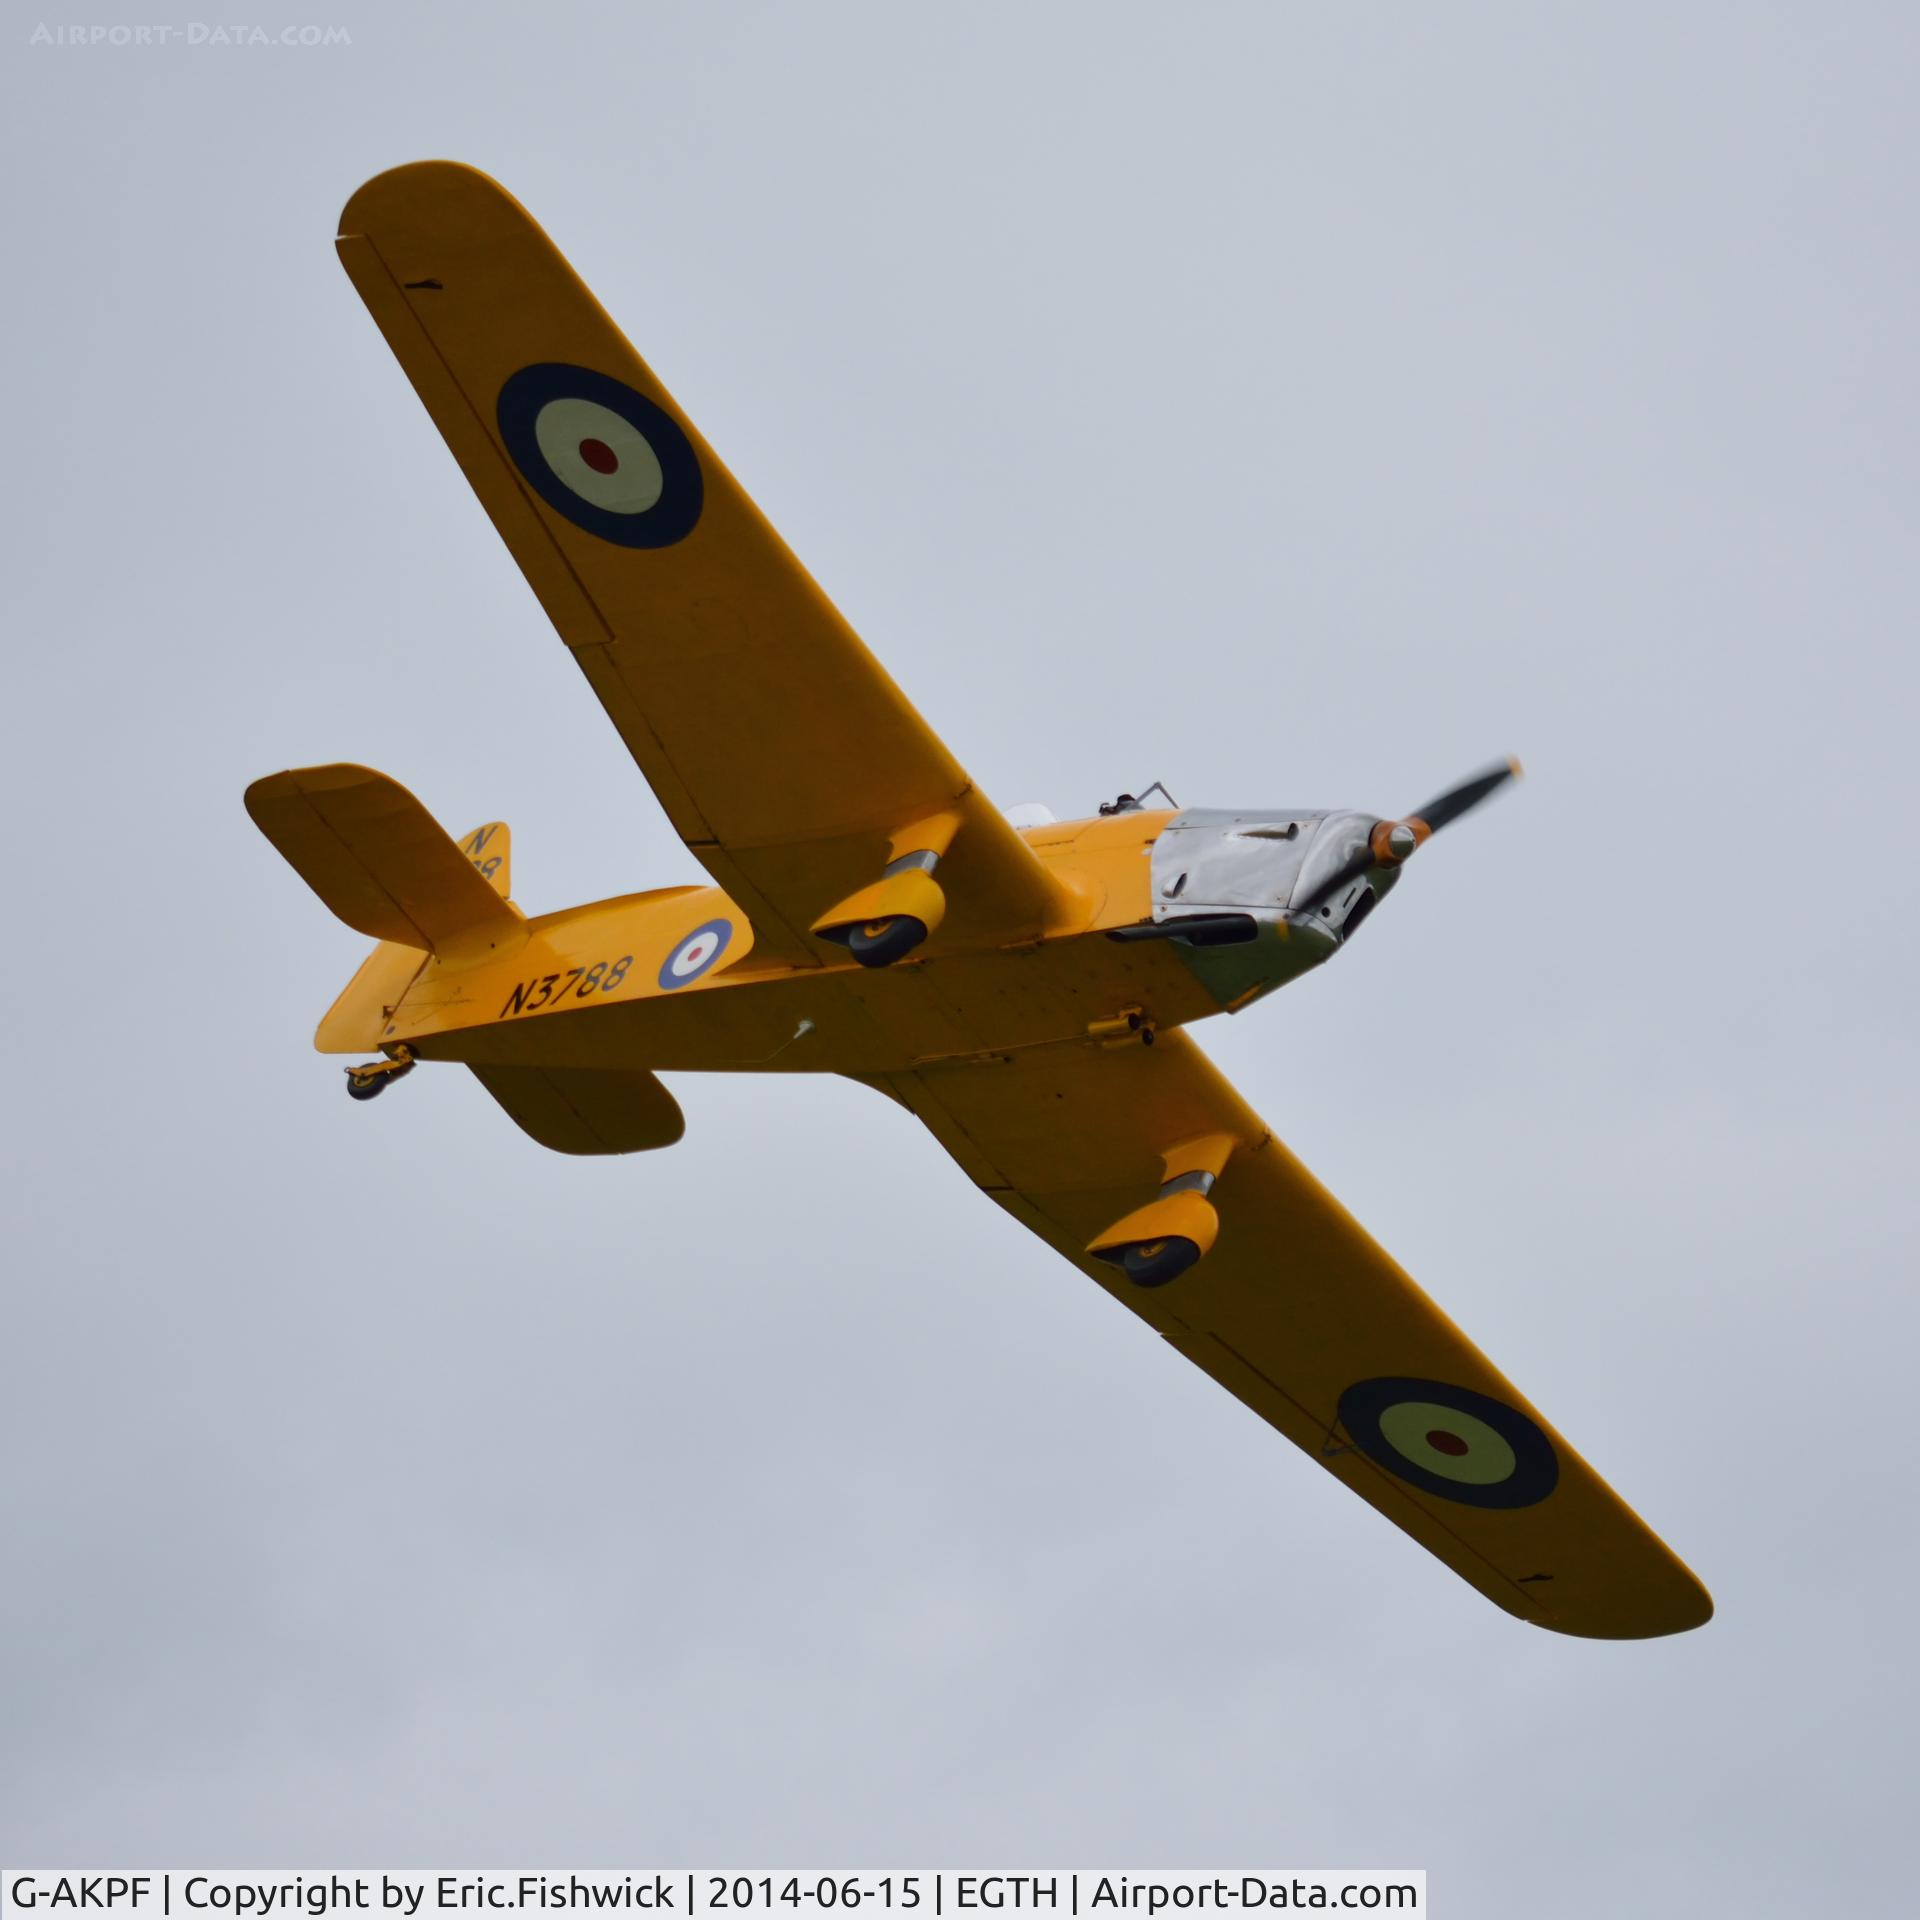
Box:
(1337, 1376), (1559, 1508)
(497, 363), (703, 547)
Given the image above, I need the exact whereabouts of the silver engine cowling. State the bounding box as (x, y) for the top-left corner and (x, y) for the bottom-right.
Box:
(1149, 807), (1397, 944)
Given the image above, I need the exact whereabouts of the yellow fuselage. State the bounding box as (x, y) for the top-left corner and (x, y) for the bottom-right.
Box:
(316, 809), (1265, 1078)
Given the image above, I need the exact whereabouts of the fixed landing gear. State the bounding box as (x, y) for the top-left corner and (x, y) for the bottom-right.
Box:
(847, 914), (929, 968)
(1088, 1144), (1232, 1289)
(1117, 1235), (1203, 1288)
(345, 1046), (416, 1101)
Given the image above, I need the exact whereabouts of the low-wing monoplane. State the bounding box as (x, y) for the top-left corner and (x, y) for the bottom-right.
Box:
(247, 164), (1710, 1638)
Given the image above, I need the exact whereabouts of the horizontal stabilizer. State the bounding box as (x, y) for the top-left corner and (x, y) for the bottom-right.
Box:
(244, 764), (524, 967)
(470, 1064), (685, 1155)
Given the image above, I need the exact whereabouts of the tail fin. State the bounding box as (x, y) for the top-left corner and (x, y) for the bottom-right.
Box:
(458, 819), (511, 897)
(245, 764), (525, 968)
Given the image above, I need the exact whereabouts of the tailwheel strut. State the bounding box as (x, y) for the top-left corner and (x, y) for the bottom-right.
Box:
(345, 1046), (416, 1102)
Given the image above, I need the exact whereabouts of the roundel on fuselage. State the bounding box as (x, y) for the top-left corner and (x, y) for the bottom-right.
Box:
(658, 919), (733, 990)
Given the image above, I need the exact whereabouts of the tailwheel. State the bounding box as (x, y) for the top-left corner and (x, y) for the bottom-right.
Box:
(1119, 1236), (1202, 1288)
(847, 914), (929, 968)
(344, 1048), (415, 1102)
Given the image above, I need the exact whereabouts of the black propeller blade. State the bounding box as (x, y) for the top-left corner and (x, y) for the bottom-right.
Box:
(1408, 758), (1525, 835)
(1295, 757), (1522, 915)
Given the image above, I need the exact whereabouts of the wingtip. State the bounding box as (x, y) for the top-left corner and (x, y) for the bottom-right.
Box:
(337, 158), (521, 240)
(242, 768), (297, 826)
(1529, 1567), (1714, 1641)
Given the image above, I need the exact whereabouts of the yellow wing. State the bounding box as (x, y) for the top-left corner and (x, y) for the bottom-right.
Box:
(872, 1034), (1712, 1639)
(336, 161), (1065, 967)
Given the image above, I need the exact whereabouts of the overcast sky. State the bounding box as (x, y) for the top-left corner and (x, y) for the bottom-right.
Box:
(4, 4), (1916, 1912)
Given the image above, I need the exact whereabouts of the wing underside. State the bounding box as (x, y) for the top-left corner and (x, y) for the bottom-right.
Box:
(868, 1033), (1711, 1639)
(336, 160), (1064, 967)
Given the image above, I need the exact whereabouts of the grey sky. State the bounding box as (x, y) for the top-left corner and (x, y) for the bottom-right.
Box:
(3, 4), (1915, 1911)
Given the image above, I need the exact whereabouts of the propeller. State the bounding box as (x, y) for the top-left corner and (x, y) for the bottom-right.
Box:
(1295, 757), (1524, 915)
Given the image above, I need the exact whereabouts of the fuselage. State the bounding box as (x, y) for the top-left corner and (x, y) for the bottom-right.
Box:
(317, 806), (1390, 1079)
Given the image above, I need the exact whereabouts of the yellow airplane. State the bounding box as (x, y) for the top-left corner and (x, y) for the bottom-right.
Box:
(247, 162), (1711, 1640)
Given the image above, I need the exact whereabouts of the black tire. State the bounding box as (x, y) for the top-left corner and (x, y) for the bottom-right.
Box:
(847, 914), (929, 968)
(1120, 1235), (1202, 1287)
(345, 1072), (388, 1102)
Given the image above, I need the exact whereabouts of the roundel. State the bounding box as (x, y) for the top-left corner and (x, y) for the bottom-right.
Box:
(1336, 1376), (1558, 1509)
(496, 363), (703, 547)
(658, 918), (733, 990)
